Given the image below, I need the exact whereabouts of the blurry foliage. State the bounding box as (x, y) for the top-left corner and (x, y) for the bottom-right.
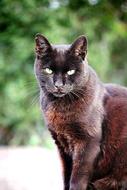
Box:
(0, 0), (127, 145)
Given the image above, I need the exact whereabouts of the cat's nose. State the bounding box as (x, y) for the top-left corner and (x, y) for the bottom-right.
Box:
(54, 81), (63, 88)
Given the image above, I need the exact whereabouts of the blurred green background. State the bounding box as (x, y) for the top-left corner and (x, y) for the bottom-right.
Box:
(0, 0), (127, 146)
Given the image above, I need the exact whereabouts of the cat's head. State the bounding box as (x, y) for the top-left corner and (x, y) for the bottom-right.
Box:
(34, 34), (89, 98)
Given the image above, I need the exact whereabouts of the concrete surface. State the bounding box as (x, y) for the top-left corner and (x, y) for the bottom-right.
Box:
(0, 147), (63, 190)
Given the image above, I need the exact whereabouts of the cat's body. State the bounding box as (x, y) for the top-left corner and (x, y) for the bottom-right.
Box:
(34, 34), (127, 190)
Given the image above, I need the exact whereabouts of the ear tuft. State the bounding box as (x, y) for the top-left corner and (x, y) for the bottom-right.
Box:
(35, 34), (52, 57)
(70, 35), (87, 60)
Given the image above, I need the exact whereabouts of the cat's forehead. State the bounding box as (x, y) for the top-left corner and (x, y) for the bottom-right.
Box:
(52, 44), (70, 52)
(50, 44), (71, 68)
(47, 44), (82, 70)
(40, 44), (82, 70)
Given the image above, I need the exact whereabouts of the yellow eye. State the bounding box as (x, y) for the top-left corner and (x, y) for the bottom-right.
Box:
(44, 68), (53, 74)
(67, 69), (75, 75)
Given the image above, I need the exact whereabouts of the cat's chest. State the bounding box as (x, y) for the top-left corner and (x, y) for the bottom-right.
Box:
(45, 108), (72, 127)
(44, 104), (84, 155)
(44, 102), (85, 134)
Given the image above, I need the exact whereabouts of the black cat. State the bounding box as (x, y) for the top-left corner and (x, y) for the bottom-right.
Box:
(34, 34), (127, 190)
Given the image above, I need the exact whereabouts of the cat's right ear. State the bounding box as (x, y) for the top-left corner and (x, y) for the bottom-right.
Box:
(35, 34), (52, 58)
(69, 35), (87, 60)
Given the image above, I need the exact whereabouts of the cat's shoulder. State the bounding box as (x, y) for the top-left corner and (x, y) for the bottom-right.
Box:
(103, 83), (127, 115)
(104, 83), (127, 97)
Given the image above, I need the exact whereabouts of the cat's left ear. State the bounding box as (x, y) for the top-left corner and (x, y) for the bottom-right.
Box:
(69, 35), (87, 60)
(35, 34), (52, 58)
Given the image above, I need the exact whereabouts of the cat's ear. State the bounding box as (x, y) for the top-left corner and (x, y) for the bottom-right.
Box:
(69, 36), (87, 60)
(35, 34), (52, 57)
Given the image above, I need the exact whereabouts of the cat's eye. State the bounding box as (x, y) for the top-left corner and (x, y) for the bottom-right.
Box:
(43, 68), (53, 75)
(67, 69), (75, 76)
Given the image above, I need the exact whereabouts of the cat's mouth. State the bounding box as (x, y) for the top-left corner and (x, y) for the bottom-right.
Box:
(53, 92), (66, 97)
(46, 85), (72, 97)
(52, 88), (67, 97)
